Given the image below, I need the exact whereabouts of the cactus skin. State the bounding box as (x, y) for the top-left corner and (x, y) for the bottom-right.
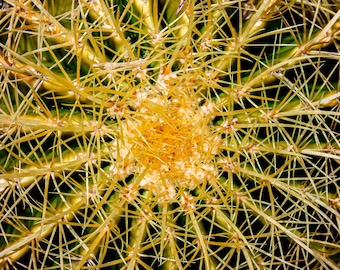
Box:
(0, 0), (340, 269)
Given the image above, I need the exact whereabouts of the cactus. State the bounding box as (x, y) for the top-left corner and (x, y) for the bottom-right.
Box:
(0, 0), (340, 269)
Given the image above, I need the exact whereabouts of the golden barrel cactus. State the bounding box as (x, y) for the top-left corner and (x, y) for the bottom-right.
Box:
(0, 0), (340, 269)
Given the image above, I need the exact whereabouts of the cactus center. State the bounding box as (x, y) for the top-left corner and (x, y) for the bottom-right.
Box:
(109, 72), (221, 201)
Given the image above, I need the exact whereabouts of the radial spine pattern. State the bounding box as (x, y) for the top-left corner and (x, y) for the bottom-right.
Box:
(0, 0), (340, 269)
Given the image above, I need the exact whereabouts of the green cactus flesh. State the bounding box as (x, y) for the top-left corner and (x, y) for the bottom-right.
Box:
(0, 0), (340, 269)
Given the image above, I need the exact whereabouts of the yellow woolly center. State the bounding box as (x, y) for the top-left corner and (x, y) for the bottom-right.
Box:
(110, 72), (221, 201)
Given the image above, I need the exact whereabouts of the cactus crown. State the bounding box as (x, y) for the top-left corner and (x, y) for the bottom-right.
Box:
(0, 0), (340, 269)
